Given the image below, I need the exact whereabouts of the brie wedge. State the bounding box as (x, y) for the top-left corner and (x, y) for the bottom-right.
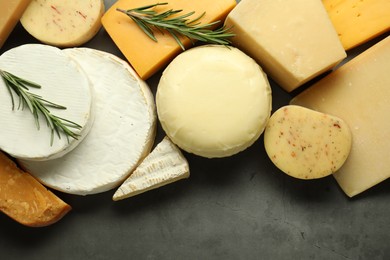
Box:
(113, 136), (190, 201)
(0, 44), (94, 161)
(19, 48), (156, 195)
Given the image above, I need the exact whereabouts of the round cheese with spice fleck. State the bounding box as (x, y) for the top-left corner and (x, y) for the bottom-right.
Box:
(264, 105), (352, 179)
(156, 45), (272, 158)
(20, 0), (105, 47)
(0, 44), (94, 161)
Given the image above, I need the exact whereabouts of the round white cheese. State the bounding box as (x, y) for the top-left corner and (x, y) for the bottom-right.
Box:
(156, 45), (272, 158)
(0, 44), (94, 161)
(19, 48), (156, 195)
(20, 0), (105, 47)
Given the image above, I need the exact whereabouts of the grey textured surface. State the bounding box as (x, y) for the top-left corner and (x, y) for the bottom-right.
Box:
(1, 1), (389, 259)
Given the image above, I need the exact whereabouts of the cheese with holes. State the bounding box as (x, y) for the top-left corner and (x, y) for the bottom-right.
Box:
(157, 45), (272, 158)
(19, 48), (156, 195)
(113, 136), (189, 201)
(0, 0), (31, 49)
(20, 0), (104, 47)
(264, 105), (352, 180)
(291, 36), (390, 197)
(0, 151), (71, 227)
(0, 44), (94, 161)
(224, 0), (346, 92)
(323, 0), (390, 50)
(101, 0), (236, 79)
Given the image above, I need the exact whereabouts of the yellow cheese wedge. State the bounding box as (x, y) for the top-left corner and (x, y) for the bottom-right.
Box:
(264, 105), (352, 180)
(0, 151), (71, 227)
(101, 0), (236, 80)
(20, 0), (105, 47)
(291, 36), (390, 197)
(323, 0), (390, 50)
(0, 0), (32, 49)
(224, 0), (346, 92)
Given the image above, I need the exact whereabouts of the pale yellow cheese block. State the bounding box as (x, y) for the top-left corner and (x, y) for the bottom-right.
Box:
(224, 0), (346, 92)
(20, 0), (104, 47)
(157, 45), (272, 158)
(323, 0), (390, 50)
(264, 105), (352, 180)
(0, 0), (31, 49)
(291, 36), (390, 197)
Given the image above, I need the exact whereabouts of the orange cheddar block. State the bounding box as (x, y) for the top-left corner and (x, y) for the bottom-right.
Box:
(0, 152), (71, 227)
(0, 0), (32, 49)
(323, 0), (390, 50)
(102, 0), (236, 80)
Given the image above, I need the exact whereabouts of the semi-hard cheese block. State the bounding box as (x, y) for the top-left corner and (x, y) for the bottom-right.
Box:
(0, 151), (71, 227)
(157, 45), (272, 158)
(323, 0), (390, 50)
(264, 105), (352, 180)
(224, 0), (346, 92)
(0, 0), (31, 49)
(0, 44), (94, 161)
(101, 0), (236, 80)
(113, 136), (189, 201)
(20, 0), (104, 47)
(20, 48), (156, 195)
(291, 36), (390, 197)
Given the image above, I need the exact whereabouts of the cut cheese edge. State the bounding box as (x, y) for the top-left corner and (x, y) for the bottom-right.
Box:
(113, 136), (189, 201)
(157, 45), (272, 158)
(0, 44), (94, 161)
(323, 0), (390, 50)
(224, 0), (346, 92)
(102, 0), (237, 79)
(20, 0), (104, 47)
(19, 48), (156, 195)
(0, 0), (32, 49)
(0, 151), (71, 227)
(264, 105), (352, 180)
(291, 36), (390, 197)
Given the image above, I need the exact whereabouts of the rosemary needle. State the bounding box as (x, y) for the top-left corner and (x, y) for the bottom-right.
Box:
(0, 69), (81, 145)
(116, 2), (235, 50)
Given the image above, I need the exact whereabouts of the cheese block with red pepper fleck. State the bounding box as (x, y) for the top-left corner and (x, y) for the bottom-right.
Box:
(264, 105), (352, 180)
(20, 0), (104, 47)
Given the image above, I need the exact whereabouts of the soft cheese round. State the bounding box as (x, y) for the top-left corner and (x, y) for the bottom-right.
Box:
(156, 45), (272, 158)
(0, 44), (94, 161)
(19, 48), (156, 195)
(20, 0), (104, 47)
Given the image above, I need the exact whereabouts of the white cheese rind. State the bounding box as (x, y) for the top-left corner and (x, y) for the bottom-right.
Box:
(19, 48), (156, 195)
(0, 44), (94, 161)
(113, 136), (190, 201)
(156, 45), (272, 158)
(20, 0), (104, 47)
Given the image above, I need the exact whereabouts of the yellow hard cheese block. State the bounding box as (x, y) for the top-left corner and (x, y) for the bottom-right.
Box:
(0, 0), (31, 49)
(323, 0), (390, 50)
(291, 36), (390, 197)
(225, 0), (346, 92)
(101, 0), (236, 80)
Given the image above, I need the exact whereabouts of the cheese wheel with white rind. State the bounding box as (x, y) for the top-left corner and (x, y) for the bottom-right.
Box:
(0, 44), (94, 161)
(19, 48), (156, 195)
(20, 0), (104, 47)
(156, 45), (272, 158)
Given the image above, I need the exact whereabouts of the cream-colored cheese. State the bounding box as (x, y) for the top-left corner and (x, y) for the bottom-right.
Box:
(291, 36), (390, 197)
(224, 0), (346, 92)
(264, 105), (352, 180)
(0, 44), (94, 161)
(156, 45), (272, 158)
(20, 0), (104, 47)
(113, 136), (189, 201)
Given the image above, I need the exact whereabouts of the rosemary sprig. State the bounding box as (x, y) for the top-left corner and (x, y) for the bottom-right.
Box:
(116, 2), (235, 50)
(0, 69), (81, 145)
